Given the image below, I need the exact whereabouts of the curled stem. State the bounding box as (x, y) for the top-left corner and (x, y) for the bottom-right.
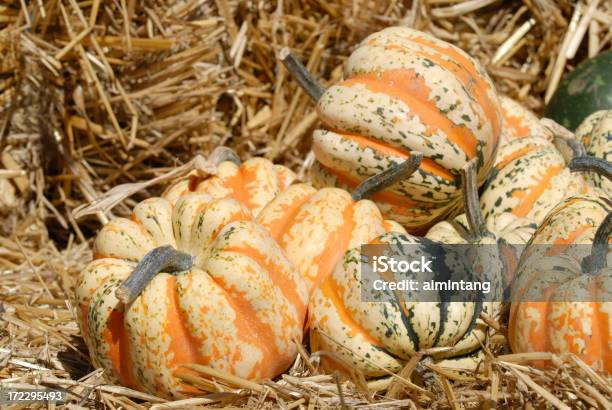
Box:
(116, 246), (194, 305)
(351, 152), (423, 201)
(582, 212), (612, 275)
(279, 47), (324, 102)
(569, 156), (612, 182)
(461, 158), (487, 240)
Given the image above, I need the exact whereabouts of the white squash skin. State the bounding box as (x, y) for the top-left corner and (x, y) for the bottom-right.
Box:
(575, 110), (612, 196)
(77, 195), (309, 399)
(310, 161), (454, 232)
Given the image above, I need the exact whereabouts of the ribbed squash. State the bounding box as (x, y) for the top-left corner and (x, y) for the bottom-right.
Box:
(77, 194), (308, 398)
(305, 26), (502, 231)
(480, 135), (588, 225)
(164, 156), (297, 215)
(309, 159), (506, 375)
(164, 151), (419, 294)
(499, 96), (551, 141)
(256, 156), (421, 293)
(509, 188), (612, 372)
(575, 110), (612, 196)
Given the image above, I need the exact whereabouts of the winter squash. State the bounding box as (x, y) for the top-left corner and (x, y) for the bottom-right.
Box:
(480, 135), (588, 225)
(575, 110), (612, 196)
(256, 154), (421, 293)
(281, 26), (503, 231)
(508, 157), (612, 372)
(545, 50), (612, 131)
(500, 96), (551, 141)
(163, 154), (297, 216)
(76, 194), (309, 398)
(308, 158), (507, 375)
(164, 149), (419, 294)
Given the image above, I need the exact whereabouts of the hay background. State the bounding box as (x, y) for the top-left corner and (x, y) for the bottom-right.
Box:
(0, 0), (611, 408)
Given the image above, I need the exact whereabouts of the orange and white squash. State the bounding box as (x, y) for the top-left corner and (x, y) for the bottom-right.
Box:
(480, 135), (588, 225)
(309, 159), (507, 375)
(575, 110), (612, 196)
(256, 155), (420, 293)
(76, 194), (308, 398)
(288, 26), (503, 231)
(509, 182), (611, 372)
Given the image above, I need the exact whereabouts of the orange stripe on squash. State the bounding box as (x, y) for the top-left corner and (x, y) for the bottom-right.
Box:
(224, 245), (307, 319)
(511, 165), (565, 218)
(399, 34), (501, 143)
(495, 143), (543, 171)
(260, 190), (316, 244)
(341, 69), (478, 159)
(102, 309), (141, 390)
(214, 276), (291, 379)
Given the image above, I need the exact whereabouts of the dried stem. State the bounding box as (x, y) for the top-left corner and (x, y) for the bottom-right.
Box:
(461, 158), (486, 240)
(569, 156), (612, 182)
(351, 152), (423, 201)
(279, 47), (324, 102)
(582, 212), (612, 275)
(116, 246), (194, 304)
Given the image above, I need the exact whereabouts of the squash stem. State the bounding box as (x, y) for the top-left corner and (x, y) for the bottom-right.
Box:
(552, 135), (586, 159)
(115, 246), (194, 305)
(279, 47), (324, 102)
(351, 152), (423, 201)
(461, 158), (486, 240)
(582, 212), (612, 275)
(569, 156), (612, 182)
(209, 146), (241, 166)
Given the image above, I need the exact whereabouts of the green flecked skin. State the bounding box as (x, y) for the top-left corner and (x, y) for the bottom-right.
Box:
(544, 50), (612, 130)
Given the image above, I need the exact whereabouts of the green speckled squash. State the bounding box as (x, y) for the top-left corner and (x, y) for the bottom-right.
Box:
(480, 135), (588, 225)
(545, 50), (612, 130)
(308, 26), (503, 232)
(575, 110), (612, 196)
(308, 159), (505, 375)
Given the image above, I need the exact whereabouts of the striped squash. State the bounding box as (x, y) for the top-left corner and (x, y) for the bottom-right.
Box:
(256, 156), (421, 293)
(77, 194), (308, 398)
(166, 152), (419, 294)
(164, 156), (297, 215)
(257, 183), (405, 293)
(499, 96), (551, 141)
(309, 26), (503, 231)
(309, 159), (505, 374)
(575, 110), (612, 196)
(509, 193), (612, 372)
(480, 135), (588, 225)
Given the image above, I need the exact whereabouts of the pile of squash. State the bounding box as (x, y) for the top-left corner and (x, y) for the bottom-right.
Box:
(76, 27), (612, 399)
